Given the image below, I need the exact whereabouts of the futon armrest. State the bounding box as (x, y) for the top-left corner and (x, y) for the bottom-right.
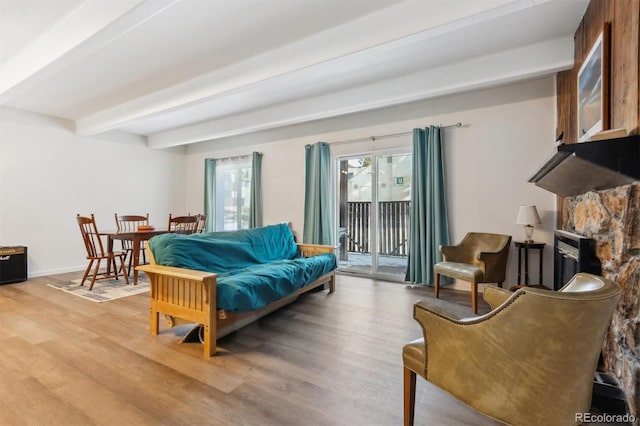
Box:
(137, 264), (218, 306)
(483, 286), (513, 310)
(296, 243), (335, 257)
(136, 264), (217, 282)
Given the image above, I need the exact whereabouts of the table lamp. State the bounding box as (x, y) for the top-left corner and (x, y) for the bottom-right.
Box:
(516, 205), (541, 243)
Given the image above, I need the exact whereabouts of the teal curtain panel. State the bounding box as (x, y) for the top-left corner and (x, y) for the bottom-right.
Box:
(249, 152), (263, 228)
(204, 158), (216, 232)
(405, 126), (450, 285)
(303, 142), (333, 245)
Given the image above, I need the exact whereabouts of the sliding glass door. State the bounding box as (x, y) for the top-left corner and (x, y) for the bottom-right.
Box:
(336, 152), (411, 279)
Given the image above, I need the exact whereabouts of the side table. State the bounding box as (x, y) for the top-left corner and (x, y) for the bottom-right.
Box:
(512, 241), (546, 290)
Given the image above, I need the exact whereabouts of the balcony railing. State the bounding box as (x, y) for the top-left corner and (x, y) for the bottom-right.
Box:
(343, 201), (410, 256)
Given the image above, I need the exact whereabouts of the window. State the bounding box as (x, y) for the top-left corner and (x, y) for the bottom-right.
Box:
(215, 158), (252, 231)
(205, 152), (262, 232)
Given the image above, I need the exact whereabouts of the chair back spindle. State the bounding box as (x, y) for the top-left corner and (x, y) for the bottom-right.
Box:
(115, 214), (149, 234)
(188, 213), (208, 233)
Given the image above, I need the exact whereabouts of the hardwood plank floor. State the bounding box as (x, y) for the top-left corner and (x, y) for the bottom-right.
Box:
(0, 272), (501, 426)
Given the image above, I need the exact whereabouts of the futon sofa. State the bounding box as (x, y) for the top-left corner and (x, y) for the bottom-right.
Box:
(137, 223), (337, 356)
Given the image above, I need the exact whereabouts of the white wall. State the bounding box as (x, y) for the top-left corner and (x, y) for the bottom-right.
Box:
(185, 77), (559, 289)
(0, 76), (559, 287)
(0, 107), (186, 276)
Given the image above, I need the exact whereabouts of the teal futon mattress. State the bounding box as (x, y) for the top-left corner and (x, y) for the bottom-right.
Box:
(149, 223), (336, 313)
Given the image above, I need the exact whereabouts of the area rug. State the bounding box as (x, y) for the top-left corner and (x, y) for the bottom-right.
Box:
(47, 276), (150, 302)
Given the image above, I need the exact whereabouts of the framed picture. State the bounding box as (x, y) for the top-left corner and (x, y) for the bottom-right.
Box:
(577, 24), (610, 142)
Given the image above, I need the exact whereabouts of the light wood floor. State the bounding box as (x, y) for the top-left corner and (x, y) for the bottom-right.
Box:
(0, 272), (501, 426)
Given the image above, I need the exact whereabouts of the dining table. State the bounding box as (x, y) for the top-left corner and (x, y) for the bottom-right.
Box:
(105, 229), (169, 284)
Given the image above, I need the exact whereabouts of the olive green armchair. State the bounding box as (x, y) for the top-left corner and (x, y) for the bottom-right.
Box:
(434, 232), (512, 313)
(402, 273), (621, 426)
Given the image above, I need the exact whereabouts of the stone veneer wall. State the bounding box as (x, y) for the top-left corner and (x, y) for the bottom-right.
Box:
(562, 182), (640, 416)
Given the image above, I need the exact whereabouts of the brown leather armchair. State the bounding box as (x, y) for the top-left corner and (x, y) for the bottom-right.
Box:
(402, 273), (621, 426)
(434, 232), (511, 313)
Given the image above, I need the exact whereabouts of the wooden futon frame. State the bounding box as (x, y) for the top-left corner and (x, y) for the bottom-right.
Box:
(137, 243), (335, 357)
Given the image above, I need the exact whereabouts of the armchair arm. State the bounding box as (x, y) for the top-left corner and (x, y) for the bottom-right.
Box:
(483, 286), (513, 310)
(478, 250), (509, 282)
(413, 299), (469, 323)
(439, 245), (457, 261)
(440, 244), (477, 263)
(478, 249), (502, 262)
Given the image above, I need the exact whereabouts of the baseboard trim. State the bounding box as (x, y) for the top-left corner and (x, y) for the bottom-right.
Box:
(28, 266), (85, 278)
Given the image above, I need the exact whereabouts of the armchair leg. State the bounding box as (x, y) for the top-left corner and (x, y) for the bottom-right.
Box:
(471, 281), (478, 314)
(404, 367), (416, 426)
(434, 272), (440, 299)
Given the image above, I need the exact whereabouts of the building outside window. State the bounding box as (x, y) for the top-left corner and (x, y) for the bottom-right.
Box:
(215, 158), (252, 231)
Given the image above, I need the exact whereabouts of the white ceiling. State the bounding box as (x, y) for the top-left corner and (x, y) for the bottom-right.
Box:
(0, 0), (588, 149)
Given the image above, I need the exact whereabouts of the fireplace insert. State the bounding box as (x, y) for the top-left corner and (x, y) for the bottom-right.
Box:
(553, 230), (601, 290)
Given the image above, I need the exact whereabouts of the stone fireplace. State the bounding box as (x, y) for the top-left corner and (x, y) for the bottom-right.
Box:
(562, 182), (640, 416)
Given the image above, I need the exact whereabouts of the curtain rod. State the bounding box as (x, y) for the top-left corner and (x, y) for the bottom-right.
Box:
(330, 123), (463, 146)
(209, 152), (262, 162)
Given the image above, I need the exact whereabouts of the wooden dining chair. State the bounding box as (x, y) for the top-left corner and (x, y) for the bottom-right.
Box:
(115, 213), (150, 275)
(76, 214), (129, 290)
(168, 214), (199, 234)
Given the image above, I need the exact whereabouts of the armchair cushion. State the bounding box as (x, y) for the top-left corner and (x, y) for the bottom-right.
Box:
(434, 261), (483, 281)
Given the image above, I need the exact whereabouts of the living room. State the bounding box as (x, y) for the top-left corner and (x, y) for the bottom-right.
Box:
(1, 0), (639, 424)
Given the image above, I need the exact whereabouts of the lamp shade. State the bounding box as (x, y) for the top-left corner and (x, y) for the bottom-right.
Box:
(516, 205), (541, 225)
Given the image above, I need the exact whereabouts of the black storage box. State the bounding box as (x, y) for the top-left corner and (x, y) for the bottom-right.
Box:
(0, 246), (28, 284)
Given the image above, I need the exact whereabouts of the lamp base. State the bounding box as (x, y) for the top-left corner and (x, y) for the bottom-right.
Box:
(523, 225), (534, 243)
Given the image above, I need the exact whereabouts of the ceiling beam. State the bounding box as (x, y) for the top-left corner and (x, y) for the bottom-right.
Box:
(146, 37), (574, 149)
(74, 0), (525, 137)
(0, 0), (176, 103)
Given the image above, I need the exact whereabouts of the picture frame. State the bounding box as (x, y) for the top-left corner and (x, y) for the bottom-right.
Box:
(577, 24), (610, 142)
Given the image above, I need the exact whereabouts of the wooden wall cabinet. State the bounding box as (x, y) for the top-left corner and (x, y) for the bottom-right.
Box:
(556, 0), (639, 143)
